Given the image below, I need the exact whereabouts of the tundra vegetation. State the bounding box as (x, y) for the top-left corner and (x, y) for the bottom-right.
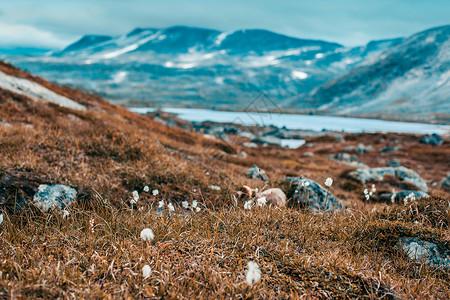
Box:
(0, 61), (449, 299)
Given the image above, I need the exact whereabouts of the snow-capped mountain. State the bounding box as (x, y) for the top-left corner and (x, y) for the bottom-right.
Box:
(2, 25), (447, 121)
(287, 25), (450, 122)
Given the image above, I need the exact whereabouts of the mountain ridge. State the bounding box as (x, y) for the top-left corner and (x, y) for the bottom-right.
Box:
(2, 25), (448, 122)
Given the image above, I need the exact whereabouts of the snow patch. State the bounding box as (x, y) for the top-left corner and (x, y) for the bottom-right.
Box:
(244, 55), (279, 67)
(425, 36), (436, 43)
(214, 77), (225, 85)
(179, 63), (196, 69)
(113, 71), (128, 83)
(291, 70), (308, 80)
(164, 61), (175, 68)
(101, 31), (162, 59)
(436, 70), (450, 87)
(203, 52), (216, 59)
(215, 32), (231, 46)
(315, 53), (324, 59)
(0, 71), (86, 111)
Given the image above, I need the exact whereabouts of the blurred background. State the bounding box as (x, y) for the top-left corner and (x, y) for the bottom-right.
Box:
(1, 0), (449, 125)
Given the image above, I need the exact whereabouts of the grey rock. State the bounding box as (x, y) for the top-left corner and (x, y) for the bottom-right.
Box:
(420, 133), (443, 145)
(238, 131), (256, 140)
(397, 237), (449, 268)
(263, 127), (290, 139)
(379, 190), (429, 203)
(203, 134), (216, 140)
(344, 161), (369, 168)
(242, 142), (257, 148)
(153, 117), (166, 125)
(348, 166), (428, 192)
(335, 135), (345, 142)
(283, 177), (345, 212)
(223, 125), (241, 135)
(441, 174), (450, 192)
(248, 165), (269, 181)
(331, 153), (351, 161)
(329, 153), (368, 168)
(343, 145), (357, 152)
(251, 135), (281, 146)
(387, 159), (401, 167)
(166, 119), (176, 127)
(381, 145), (401, 152)
(218, 133), (229, 141)
(357, 143), (372, 153)
(209, 126), (225, 135)
(33, 184), (78, 212)
(303, 152), (314, 157)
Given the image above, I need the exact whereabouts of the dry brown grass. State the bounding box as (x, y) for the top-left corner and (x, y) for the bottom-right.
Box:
(0, 196), (448, 299)
(0, 60), (449, 298)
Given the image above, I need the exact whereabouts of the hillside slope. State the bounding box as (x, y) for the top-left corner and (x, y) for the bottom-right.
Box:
(289, 25), (450, 122)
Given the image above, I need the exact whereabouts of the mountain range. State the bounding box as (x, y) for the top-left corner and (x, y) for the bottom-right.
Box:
(2, 25), (449, 122)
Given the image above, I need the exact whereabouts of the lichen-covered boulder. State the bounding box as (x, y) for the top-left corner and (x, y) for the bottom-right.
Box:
(248, 165), (269, 181)
(33, 184), (78, 212)
(397, 237), (449, 268)
(251, 135), (281, 146)
(441, 174), (450, 192)
(420, 133), (443, 145)
(348, 166), (427, 192)
(282, 177), (345, 212)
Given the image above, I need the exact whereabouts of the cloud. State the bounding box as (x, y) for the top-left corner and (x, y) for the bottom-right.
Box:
(0, 21), (71, 49)
(0, 0), (449, 49)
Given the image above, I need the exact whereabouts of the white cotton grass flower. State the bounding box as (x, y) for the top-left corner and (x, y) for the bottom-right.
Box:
(403, 192), (416, 205)
(324, 177), (333, 187)
(301, 180), (310, 188)
(363, 189), (368, 195)
(0, 213), (3, 225)
(246, 261), (261, 285)
(62, 210), (70, 219)
(371, 184), (376, 193)
(152, 189), (159, 196)
(256, 196), (267, 207)
(192, 200), (198, 209)
(131, 190), (139, 205)
(142, 264), (151, 278)
(143, 185), (149, 192)
(365, 194), (370, 201)
(89, 218), (95, 234)
(209, 185), (221, 191)
(140, 228), (154, 241)
(158, 200), (165, 208)
(244, 200), (253, 210)
(168, 202), (175, 212)
(195, 207), (201, 212)
(182, 201), (189, 209)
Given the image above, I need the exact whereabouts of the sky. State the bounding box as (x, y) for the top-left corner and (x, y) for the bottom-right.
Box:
(0, 0), (449, 50)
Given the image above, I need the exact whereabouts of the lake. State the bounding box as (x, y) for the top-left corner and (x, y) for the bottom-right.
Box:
(130, 107), (449, 134)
